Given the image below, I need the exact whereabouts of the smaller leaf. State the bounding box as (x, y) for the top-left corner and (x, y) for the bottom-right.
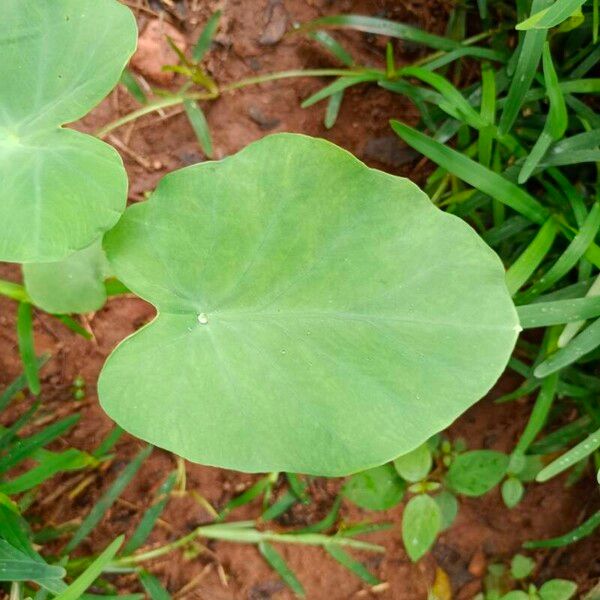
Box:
(539, 579), (577, 600)
(394, 444), (433, 482)
(432, 491), (459, 530)
(17, 302), (39, 396)
(259, 541), (305, 598)
(516, 0), (587, 30)
(193, 11), (221, 62)
(402, 494), (442, 562)
(120, 69), (147, 104)
(502, 477), (524, 509)
(325, 546), (380, 585)
(446, 450), (509, 497)
(430, 566), (452, 600)
(510, 554), (535, 580)
(139, 570), (171, 600)
(184, 100), (213, 158)
(0, 539), (65, 583)
(54, 536), (123, 600)
(343, 464), (406, 511)
(308, 31), (353, 66)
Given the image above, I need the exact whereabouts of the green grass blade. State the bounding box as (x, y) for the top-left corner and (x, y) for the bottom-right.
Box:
(559, 275), (600, 346)
(536, 426), (600, 482)
(302, 74), (380, 107)
(218, 475), (272, 521)
(518, 43), (567, 183)
(513, 373), (558, 455)
(390, 120), (549, 223)
(183, 100), (213, 158)
(0, 414), (79, 474)
(17, 303), (40, 396)
(193, 10), (221, 62)
(51, 314), (93, 340)
(308, 31), (353, 66)
(324, 90), (344, 129)
(0, 355), (49, 412)
(397, 66), (486, 129)
(139, 570), (171, 600)
(422, 47), (508, 71)
(297, 15), (461, 51)
(65, 445), (152, 553)
(524, 510), (600, 548)
(0, 402), (39, 450)
(55, 536), (123, 600)
(258, 541), (305, 598)
(535, 316), (600, 377)
(0, 539), (65, 582)
(518, 296), (600, 328)
(0, 449), (94, 495)
(506, 219), (557, 295)
(262, 490), (297, 522)
(499, 0), (551, 134)
(119, 70), (147, 104)
(325, 546), (380, 585)
(517, 0), (588, 30)
(92, 426), (124, 459)
(295, 497), (342, 534)
(122, 471), (176, 555)
(519, 203), (600, 302)
(478, 63), (496, 168)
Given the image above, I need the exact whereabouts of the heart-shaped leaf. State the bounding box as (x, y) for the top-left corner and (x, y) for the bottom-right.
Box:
(23, 241), (109, 314)
(99, 133), (518, 475)
(0, 0), (136, 262)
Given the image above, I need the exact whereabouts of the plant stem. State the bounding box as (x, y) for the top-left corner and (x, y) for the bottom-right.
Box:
(111, 522), (384, 567)
(220, 68), (380, 92)
(96, 68), (380, 138)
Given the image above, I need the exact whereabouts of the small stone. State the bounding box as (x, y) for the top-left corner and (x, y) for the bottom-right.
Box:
(468, 549), (487, 578)
(247, 106), (281, 130)
(363, 135), (418, 168)
(259, 0), (288, 45)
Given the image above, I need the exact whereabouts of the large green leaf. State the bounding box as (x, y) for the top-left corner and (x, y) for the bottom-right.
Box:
(99, 134), (518, 475)
(23, 241), (109, 314)
(0, 0), (136, 262)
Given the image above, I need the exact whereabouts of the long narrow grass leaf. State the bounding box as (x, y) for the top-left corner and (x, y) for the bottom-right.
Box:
(65, 446), (152, 553)
(183, 100), (213, 158)
(139, 571), (171, 600)
(517, 0), (588, 30)
(519, 203), (600, 301)
(258, 541), (305, 597)
(518, 43), (567, 183)
(390, 121), (549, 223)
(297, 15), (461, 51)
(0, 540), (65, 582)
(122, 471), (176, 555)
(535, 317), (600, 377)
(525, 510), (600, 548)
(514, 373), (559, 455)
(193, 11), (221, 62)
(518, 296), (600, 328)
(308, 31), (353, 66)
(324, 90), (344, 129)
(55, 537), (123, 600)
(506, 219), (557, 295)
(0, 414), (79, 474)
(499, 0), (551, 134)
(325, 545), (380, 585)
(536, 426), (600, 482)
(17, 303), (40, 396)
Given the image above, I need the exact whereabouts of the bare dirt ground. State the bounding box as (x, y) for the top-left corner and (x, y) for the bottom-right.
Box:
(1, 0), (599, 598)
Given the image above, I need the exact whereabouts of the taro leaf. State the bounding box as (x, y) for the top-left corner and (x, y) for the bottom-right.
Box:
(99, 133), (519, 476)
(23, 241), (109, 314)
(0, 0), (136, 263)
(342, 464), (406, 510)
